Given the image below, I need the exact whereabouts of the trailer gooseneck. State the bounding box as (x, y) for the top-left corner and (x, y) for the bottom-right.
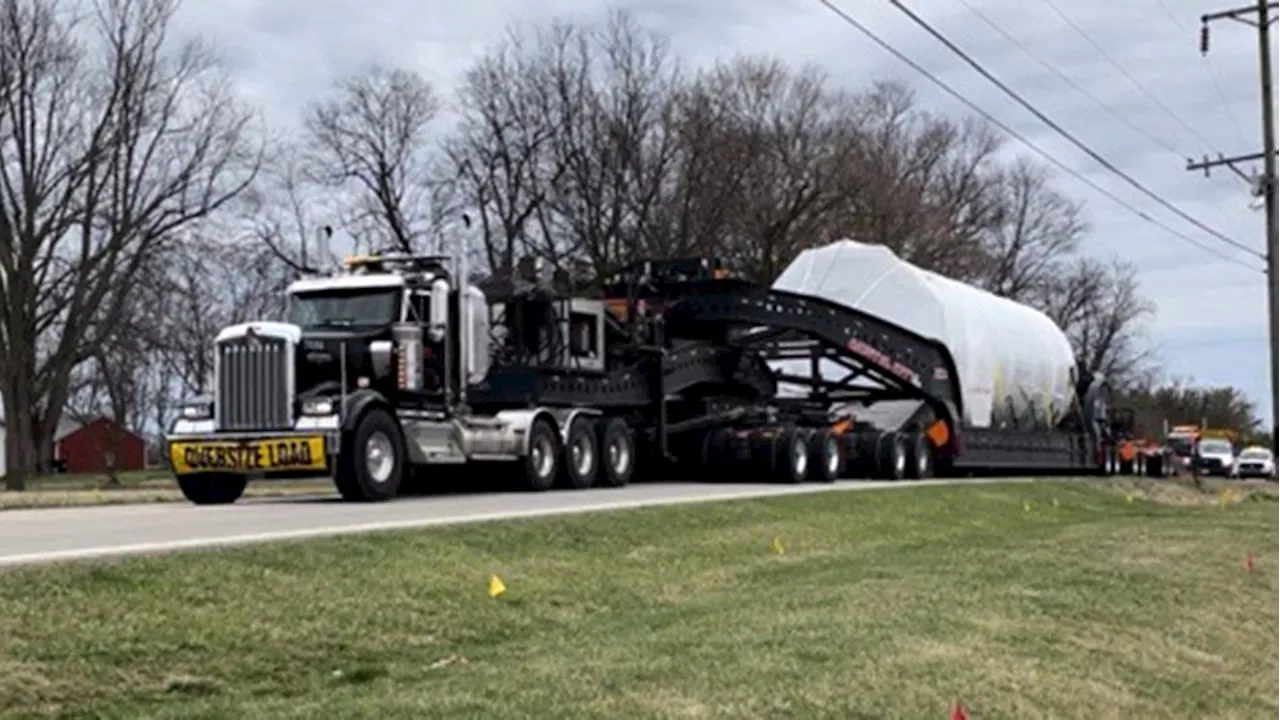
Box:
(165, 243), (1139, 505)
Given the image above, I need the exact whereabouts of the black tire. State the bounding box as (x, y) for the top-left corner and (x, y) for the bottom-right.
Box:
(176, 472), (247, 505)
(774, 427), (808, 483)
(598, 417), (636, 487)
(905, 432), (934, 479)
(561, 417), (599, 489)
(522, 416), (562, 491)
(807, 428), (843, 483)
(700, 427), (733, 476)
(850, 431), (882, 479)
(334, 407), (405, 502)
(875, 432), (908, 480)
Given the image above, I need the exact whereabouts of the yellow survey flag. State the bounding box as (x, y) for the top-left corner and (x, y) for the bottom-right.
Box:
(771, 536), (785, 554)
(1023, 502), (1031, 513)
(487, 574), (506, 598)
(1218, 487), (1239, 508)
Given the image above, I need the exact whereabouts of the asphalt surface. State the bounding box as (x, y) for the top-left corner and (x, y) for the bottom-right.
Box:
(0, 477), (1025, 568)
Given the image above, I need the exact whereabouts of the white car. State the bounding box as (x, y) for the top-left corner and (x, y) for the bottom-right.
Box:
(1195, 438), (1236, 476)
(1231, 447), (1276, 480)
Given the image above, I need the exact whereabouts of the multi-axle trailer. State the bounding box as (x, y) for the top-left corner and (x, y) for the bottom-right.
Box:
(165, 241), (1140, 505)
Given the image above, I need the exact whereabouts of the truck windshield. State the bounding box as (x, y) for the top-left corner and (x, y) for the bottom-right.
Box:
(1199, 439), (1232, 455)
(288, 289), (401, 328)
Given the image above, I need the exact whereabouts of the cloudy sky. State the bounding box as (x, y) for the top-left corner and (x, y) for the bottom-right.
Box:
(172, 0), (1276, 421)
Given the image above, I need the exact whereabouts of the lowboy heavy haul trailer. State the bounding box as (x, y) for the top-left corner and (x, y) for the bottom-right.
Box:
(165, 239), (1139, 505)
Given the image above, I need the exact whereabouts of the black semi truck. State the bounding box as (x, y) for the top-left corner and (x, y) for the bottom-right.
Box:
(165, 243), (1138, 504)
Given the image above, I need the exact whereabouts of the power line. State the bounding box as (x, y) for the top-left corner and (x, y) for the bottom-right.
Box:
(1038, 0), (1227, 154)
(809, 0), (1263, 271)
(958, 0), (1248, 235)
(883, 0), (1263, 261)
(954, 0), (1184, 158)
(1153, 0), (1252, 147)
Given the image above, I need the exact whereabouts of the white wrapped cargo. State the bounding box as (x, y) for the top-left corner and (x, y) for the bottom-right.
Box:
(770, 239), (1079, 430)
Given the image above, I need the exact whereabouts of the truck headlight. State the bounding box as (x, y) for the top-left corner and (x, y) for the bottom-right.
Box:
(300, 398), (335, 416)
(180, 402), (212, 420)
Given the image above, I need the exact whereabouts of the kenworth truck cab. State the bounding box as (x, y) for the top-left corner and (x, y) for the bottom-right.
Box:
(167, 251), (616, 504)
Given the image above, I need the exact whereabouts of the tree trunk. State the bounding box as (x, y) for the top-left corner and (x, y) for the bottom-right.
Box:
(1, 384), (37, 491)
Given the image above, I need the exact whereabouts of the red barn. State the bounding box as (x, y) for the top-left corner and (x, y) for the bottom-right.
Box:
(55, 418), (147, 475)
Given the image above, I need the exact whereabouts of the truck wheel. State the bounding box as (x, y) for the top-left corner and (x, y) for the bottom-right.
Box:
(522, 416), (562, 491)
(335, 407), (405, 502)
(177, 473), (247, 505)
(875, 432), (908, 481)
(598, 417), (635, 487)
(701, 427), (733, 473)
(905, 432), (934, 479)
(808, 428), (843, 483)
(561, 417), (599, 489)
(774, 427), (808, 483)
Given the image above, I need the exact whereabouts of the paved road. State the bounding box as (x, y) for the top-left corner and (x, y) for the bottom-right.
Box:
(0, 477), (1027, 568)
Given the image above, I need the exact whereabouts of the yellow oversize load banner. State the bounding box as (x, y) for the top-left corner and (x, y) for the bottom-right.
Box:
(170, 436), (327, 475)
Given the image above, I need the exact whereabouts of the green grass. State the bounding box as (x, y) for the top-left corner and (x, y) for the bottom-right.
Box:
(0, 479), (1275, 719)
(1, 471), (331, 510)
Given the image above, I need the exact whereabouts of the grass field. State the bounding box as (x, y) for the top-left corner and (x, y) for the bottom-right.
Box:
(0, 470), (331, 510)
(0, 478), (1275, 719)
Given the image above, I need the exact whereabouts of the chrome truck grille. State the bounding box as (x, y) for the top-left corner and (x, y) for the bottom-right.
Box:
(215, 335), (293, 431)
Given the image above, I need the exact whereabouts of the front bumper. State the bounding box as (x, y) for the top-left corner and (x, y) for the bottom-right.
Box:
(166, 417), (340, 477)
(1195, 458), (1232, 475)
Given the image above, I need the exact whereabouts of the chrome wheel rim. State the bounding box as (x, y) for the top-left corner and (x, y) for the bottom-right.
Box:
(532, 434), (556, 478)
(366, 431), (395, 484)
(609, 434), (631, 474)
(792, 437), (808, 477)
(571, 433), (594, 476)
(825, 438), (841, 475)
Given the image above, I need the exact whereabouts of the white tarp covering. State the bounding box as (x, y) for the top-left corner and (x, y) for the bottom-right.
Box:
(770, 239), (1078, 430)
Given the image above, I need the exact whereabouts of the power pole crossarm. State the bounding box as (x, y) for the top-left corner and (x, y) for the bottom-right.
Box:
(1193, 0), (1279, 452)
(1186, 151), (1273, 180)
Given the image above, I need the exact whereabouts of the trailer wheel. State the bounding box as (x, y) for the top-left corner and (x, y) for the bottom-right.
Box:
(807, 428), (843, 483)
(597, 417), (635, 488)
(700, 428), (734, 475)
(875, 432), (908, 481)
(905, 432), (934, 479)
(334, 407), (405, 502)
(561, 417), (599, 489)
(774, 427), (808, 483)
(522, 416), (562, 491)
(177, 473), (247, 505)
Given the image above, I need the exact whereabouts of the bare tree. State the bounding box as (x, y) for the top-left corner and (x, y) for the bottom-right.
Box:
(0, 0), (259, 490)
(693, 57), (864, 282)
(305, 64), (449, 254)
(448, 23), (575, 277)
(533, 11), (685, 278)
(1038, 256), (1155, 388)
(838, 81), (1005, 279)
(240, 137), (339, 273)
(978, 156), (1089, 301)
(449, 11), (688, 281)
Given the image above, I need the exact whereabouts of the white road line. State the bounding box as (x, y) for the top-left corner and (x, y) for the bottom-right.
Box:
(0, 478), (1040, 568)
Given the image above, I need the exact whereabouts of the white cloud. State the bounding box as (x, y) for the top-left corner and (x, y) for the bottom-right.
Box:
(170, 0), (1276, 416)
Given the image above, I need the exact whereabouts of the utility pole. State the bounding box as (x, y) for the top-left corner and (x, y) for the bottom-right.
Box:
(1191, 0), (1278, 451)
